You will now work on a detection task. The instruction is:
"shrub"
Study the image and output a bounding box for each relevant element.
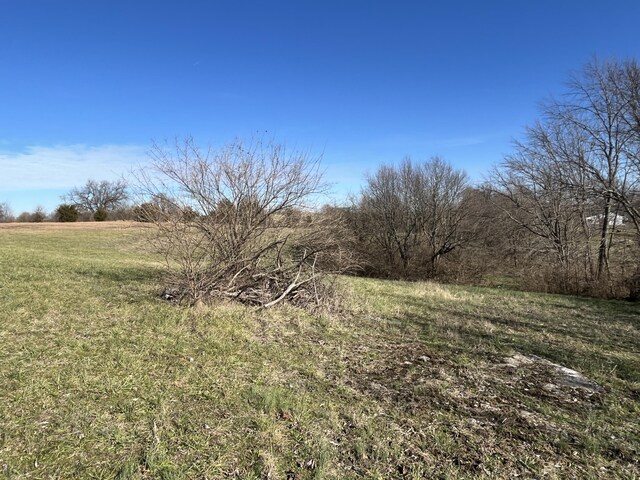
[93,208,108,221]
[31,207,47,223]
[132,202,160,222]
[137,137,353,308]
[56,204,79,222]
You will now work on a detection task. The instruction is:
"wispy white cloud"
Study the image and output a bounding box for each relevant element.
[0,144,148,190]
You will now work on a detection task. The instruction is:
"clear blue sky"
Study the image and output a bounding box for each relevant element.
[1,0,639,213]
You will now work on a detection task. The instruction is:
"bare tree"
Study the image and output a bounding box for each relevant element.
[353,156,469,277]
[64,179,129,218]
[611,59,640,235]
[489,58,640,296]
[544,58,640,278]
[15,206,47,223]
[357,159,424,272]
[32,206,47,223]
[0,202,13,222]
[135,137,349,307]
[490,123,592,290]
[419,157,469,273]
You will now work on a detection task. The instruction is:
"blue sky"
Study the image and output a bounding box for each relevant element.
[1,0,639,213]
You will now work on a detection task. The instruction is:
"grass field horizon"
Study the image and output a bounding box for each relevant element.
[0,222,638,479]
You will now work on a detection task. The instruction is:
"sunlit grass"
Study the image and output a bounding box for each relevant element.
[0,223,638,478]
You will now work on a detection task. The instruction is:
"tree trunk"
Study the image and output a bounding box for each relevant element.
[597,195,611,280]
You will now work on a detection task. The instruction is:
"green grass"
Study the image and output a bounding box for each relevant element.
[0,223,638,479]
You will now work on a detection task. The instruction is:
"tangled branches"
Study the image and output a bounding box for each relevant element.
[136,137,353,308]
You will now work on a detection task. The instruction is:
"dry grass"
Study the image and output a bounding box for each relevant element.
[0,223,638,479]
[0,220,148,230]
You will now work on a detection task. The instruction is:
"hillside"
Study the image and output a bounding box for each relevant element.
[0,223,638,479]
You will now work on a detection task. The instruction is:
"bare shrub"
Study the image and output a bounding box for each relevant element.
[0,202,13,223]
[136,137,353,308]
[16,206,48,223]
[350,156,470,278]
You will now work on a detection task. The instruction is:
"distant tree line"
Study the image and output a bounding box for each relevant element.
[0,179,132,223]
[62,179,129,221]
[0,204,47,223]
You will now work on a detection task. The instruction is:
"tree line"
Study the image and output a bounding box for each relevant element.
[0,179,130,223]
[1,57,638,301]
[347,58,639,298]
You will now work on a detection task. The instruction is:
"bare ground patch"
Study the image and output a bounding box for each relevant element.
[322,328,634,478]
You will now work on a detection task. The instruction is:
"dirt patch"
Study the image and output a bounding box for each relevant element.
[340,341,604,418]
[324,336,619,477]
[502,353,604,393]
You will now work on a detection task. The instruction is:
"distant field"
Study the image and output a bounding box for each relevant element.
[0,223,638,479]
[0,220,148,229]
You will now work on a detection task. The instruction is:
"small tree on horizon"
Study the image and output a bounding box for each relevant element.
[353,156,469,277]
[93,208,108,221]
[63,179,129,220]
[0,202,13,223]
[56,204,79,222]
[31,206,47,223]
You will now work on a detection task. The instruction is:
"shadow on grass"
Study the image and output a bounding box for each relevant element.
[74,265,161,284]
[381,291,640,385]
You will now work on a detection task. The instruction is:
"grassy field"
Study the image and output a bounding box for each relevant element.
[0,222,638,479]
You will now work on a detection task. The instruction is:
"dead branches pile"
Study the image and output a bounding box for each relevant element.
[137,137,353,308]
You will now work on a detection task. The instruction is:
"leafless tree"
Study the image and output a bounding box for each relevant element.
[420,157,469,273]
[489,123,593,289]
[0,202,13,222]
[353,156,469,277]
[489,58,640,296]
[544,58,640,278]
[611,59,640,235]
[357,159,423,272]
[15,206,47,223]
[135,137,351,307]
[64,179,129,216]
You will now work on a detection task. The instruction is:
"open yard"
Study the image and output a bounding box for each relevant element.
[0,222,638,479]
